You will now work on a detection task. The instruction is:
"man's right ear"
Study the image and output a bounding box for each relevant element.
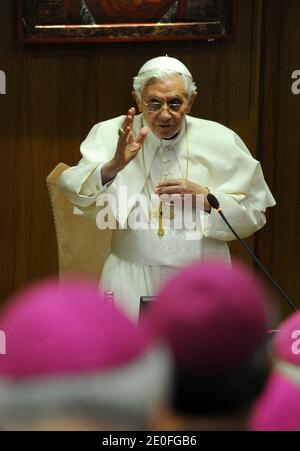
[132,91,142,113]
[187,91,197,113]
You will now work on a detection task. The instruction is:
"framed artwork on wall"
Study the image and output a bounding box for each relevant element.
[19,0,236,43]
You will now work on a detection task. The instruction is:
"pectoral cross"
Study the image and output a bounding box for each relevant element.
[150,201,174,238]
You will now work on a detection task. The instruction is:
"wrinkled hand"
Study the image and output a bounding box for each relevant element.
[101,108,148,186]
[113,107,148,170]
[155,179,210,210]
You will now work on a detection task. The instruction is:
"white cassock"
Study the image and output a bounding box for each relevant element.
[59,114,276,319]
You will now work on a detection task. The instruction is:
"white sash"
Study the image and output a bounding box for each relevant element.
[111,229,202,266]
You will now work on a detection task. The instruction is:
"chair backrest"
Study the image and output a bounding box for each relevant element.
[46,163,112,279]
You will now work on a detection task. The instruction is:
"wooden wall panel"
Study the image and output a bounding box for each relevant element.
[254,0,300,315]
[0,0,272,304]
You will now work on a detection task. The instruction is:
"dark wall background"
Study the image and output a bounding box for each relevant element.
[0,0,299,315]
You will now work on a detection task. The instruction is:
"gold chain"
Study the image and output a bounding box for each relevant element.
[141,116,189,193]
[141,116,189,238]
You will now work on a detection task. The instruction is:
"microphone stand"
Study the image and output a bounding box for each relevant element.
[207,194,297,312]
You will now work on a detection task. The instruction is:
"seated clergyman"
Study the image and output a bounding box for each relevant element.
[59,56,275,319]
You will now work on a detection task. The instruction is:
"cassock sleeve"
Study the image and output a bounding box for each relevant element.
[203,131,276,241]
[58,118,122,209]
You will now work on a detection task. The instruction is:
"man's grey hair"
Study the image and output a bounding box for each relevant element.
[0,346,171,431]
[133,69,197,100]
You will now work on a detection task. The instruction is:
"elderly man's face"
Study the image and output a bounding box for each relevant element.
[133,76,196,140]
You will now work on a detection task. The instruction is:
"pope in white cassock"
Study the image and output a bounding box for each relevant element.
[59,56,276,319]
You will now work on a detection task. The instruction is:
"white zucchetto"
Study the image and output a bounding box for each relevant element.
[138,56,193,78]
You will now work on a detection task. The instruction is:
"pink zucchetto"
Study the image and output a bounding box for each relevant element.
[143,260,270,372]
[250,372,300,431]
[0,278,147,379]
[0,278,170,429]
[250,311,300,431]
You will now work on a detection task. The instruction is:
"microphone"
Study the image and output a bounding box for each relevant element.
[207,193,297,312]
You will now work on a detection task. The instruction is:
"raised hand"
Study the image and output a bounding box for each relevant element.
[113,107,148,169]
[101,107,148,185]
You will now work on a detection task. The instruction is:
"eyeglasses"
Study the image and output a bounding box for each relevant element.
[143,99,187,113]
